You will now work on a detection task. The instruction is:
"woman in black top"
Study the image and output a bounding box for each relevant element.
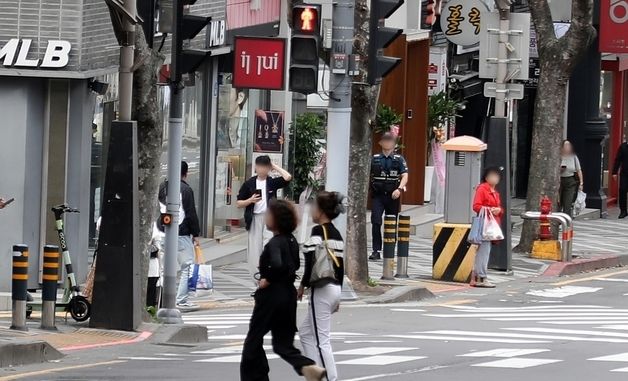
[298,192,345,381]
[240,200,326,381]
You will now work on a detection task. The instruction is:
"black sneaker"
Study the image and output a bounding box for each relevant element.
[619,212,628,219]
[369,251,381,261]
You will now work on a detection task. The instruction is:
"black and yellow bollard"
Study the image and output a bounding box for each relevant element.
[395,215,411,278]
[382,215,397,280]
[41,245,60,330]
[11,244,29,331]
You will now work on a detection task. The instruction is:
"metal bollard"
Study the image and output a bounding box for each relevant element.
[382,215,397,280]
[395,215,410,278]
[41,245,60,330]
[11,245,29,331]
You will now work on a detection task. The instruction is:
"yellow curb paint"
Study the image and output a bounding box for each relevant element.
[553,268,628,286]
[0,360,126,380]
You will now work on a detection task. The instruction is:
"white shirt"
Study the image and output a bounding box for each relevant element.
[253,178,267,214]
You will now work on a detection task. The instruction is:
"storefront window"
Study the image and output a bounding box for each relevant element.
[213,73,269,236]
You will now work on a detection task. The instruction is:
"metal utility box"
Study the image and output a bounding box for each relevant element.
[442,136,487,224]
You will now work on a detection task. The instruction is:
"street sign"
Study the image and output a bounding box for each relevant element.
[479,11,531,81]
[483,82,525,100]
[440,0,489,46]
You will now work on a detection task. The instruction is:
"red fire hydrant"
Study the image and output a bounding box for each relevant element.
[539,196,552,240]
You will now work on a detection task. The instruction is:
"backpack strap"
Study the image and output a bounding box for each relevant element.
[321,225,340,268]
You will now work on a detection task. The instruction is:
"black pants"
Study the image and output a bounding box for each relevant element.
[560,176,579,217]
[146,277,159,307]
[371,194,400,252]
[620,173,628,213]
[240,284,315,381]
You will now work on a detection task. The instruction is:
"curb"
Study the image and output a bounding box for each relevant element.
[148,324,208,345]
[0,340,63,367]
[364,286,435,304]
[543,254,628,277]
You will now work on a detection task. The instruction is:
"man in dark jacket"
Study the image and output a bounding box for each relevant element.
[159,161,201,308]
[237,155,292,281]
[612,140,628,219]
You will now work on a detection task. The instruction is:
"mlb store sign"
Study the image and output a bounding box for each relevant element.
[0,39,72,68]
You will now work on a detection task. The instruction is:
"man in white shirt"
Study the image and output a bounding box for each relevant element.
[237,155,292,281]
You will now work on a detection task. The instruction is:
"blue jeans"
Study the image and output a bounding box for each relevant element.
[474,241,491,278]
[176,235,195,304]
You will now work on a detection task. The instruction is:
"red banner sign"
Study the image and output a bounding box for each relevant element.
[233,37,286,90]
[600,0,628,53]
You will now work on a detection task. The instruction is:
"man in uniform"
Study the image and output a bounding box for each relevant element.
[612,139,628,219]
[369,132,409,260]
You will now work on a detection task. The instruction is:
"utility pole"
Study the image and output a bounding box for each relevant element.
[325,0,355,235]
[119,0,137,121]
[157,0,210,324]
[485,0,513,271]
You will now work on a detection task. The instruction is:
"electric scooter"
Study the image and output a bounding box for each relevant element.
[26,205,91,322]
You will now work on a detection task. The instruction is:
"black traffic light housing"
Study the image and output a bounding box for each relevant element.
[173,0,211,81]
[367,0,404,85]
[289,4,321,95]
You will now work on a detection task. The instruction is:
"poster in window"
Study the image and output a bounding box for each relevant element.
[254,110,284,153]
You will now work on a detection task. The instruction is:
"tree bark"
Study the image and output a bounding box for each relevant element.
[516,0,595,252]
[131,27,165,312]
[344,0,378,286]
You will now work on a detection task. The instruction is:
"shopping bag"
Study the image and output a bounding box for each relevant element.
[194,245,205,264]
[188,264,200,292]
[574,190,587,216]
[482,210,504,241]
[468,208,486,245]
[196,264,213,290]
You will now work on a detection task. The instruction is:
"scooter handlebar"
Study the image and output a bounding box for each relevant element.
[51,204,80,213]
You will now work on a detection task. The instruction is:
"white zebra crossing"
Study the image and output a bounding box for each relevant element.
[182,313,250,331]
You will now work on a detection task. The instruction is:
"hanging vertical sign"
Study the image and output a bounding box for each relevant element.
[439,0,488,46]
[600,0,628,53]
[428,47,447,95]
[254,110,284,153]
[232,37,286,90]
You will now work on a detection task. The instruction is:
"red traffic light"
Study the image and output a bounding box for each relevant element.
[293,5,320,34]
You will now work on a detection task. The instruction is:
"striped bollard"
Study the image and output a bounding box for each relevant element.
[395,215,410,278]
[11,245,29,331]
[41,245,60,330]
[381,215,397,280]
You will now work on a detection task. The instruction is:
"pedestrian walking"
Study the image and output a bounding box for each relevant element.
[369,131,409,261]
[559,140,584,217]
[471,167,504,288]
[240,200,326,381]
[237,155,292,282]
[158,161,201,310]
[612,140,628,219]
[298,191,345,381]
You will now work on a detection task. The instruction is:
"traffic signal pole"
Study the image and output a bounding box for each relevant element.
[158,0,185,324]
[325,0,355,235]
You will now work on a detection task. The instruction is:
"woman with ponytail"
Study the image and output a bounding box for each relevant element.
[298,191,345,381]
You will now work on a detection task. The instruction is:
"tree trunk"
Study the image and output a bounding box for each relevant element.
[516,64,566,252]
[346,84,378,286]
[131,27,165,313]
[344,0,378,286]
[517,0,595,253]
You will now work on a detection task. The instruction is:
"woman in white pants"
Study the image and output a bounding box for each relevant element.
[298,192,345,381]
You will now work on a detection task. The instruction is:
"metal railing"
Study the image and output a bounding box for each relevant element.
[520,211,574,261]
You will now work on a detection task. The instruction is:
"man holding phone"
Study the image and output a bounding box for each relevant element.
[237,155,292,281]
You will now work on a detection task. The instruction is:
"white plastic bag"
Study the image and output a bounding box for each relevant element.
[574,190,587,216]
[482,211,504,241]
[196,264,213,290]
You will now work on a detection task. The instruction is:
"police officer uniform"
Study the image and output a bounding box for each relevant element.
[369,151,408,260]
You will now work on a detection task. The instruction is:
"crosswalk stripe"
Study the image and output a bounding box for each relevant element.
[426,312,628,318]
[417,330,628,343]
[506,327,628,339]
[387,334,550,344]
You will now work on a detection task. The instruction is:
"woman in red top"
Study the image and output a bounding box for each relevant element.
[471,167,504,288]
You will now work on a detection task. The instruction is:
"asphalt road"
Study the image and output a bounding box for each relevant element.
[3,267,628,381]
